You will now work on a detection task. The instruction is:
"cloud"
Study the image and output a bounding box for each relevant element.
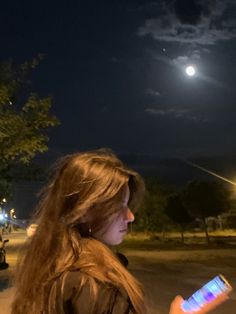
[146,88,161,97]
[145,106,208,122]
[172,55,190,66]
[170,49,202,69]
[172,52,200,67]
[138,0,236,45]
[191,50,201,59]
[145,107,187,118]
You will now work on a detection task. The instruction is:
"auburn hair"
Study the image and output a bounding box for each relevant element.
[11,149,146,314]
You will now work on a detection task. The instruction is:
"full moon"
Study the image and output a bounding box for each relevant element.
[185,65,196,76]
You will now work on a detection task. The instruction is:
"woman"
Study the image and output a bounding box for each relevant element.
[11,149,227,314]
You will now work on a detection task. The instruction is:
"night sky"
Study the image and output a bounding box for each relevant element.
[1,0,236,159]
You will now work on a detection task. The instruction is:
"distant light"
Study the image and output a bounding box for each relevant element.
[0,214,4,220]
[185,65,196,77]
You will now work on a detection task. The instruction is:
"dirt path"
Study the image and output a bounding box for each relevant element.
[1,232,236,314]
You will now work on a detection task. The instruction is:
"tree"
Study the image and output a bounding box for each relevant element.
[164,194,193,243]
[135,177,172,235]
[183,180,231,244]
[0,56,59,197]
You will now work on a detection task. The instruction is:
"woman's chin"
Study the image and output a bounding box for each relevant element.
[105,237,123,246]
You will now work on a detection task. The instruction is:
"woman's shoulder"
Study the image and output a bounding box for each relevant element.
[60,269,86,300]
[59,269,134,313]
[61,251,129,296]
[61,268,127,299]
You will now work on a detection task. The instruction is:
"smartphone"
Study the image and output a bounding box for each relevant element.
[181,274,232,312]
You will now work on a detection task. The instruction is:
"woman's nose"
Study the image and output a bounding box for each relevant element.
[124,208,135,223]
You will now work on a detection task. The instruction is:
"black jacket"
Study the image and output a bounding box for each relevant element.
[49,253,134,314]
[53,270,134,314]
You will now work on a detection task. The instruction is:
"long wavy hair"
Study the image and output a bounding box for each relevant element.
[11,149,146,314]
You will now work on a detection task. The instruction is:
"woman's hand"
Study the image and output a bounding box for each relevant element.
[169,293,229,314]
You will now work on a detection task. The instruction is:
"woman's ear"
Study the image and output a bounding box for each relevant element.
[77,222,91,237]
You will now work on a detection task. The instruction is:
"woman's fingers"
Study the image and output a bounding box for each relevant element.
[169,296,185,314]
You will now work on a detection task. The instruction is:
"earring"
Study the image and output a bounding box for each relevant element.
[88,224,92,235]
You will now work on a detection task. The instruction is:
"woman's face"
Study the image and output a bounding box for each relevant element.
[94,186,135,246]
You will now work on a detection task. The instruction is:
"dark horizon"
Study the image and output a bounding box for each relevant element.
[9,152,236,219]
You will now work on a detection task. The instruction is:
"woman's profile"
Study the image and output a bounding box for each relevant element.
[11,149,228,314]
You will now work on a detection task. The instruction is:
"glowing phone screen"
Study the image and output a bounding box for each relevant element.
[181,275,232,312]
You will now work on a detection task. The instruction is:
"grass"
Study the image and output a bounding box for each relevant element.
[118,230,236,251]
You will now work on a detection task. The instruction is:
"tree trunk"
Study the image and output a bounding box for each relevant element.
[218,215,223,230]
[0,226,3,242]
[180,225,185,244]
[162,228,166,241]
[203,218,210,244]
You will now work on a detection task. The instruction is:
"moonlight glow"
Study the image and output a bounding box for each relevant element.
[185,65,196,76]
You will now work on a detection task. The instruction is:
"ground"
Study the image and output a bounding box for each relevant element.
[0,231,236,314]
